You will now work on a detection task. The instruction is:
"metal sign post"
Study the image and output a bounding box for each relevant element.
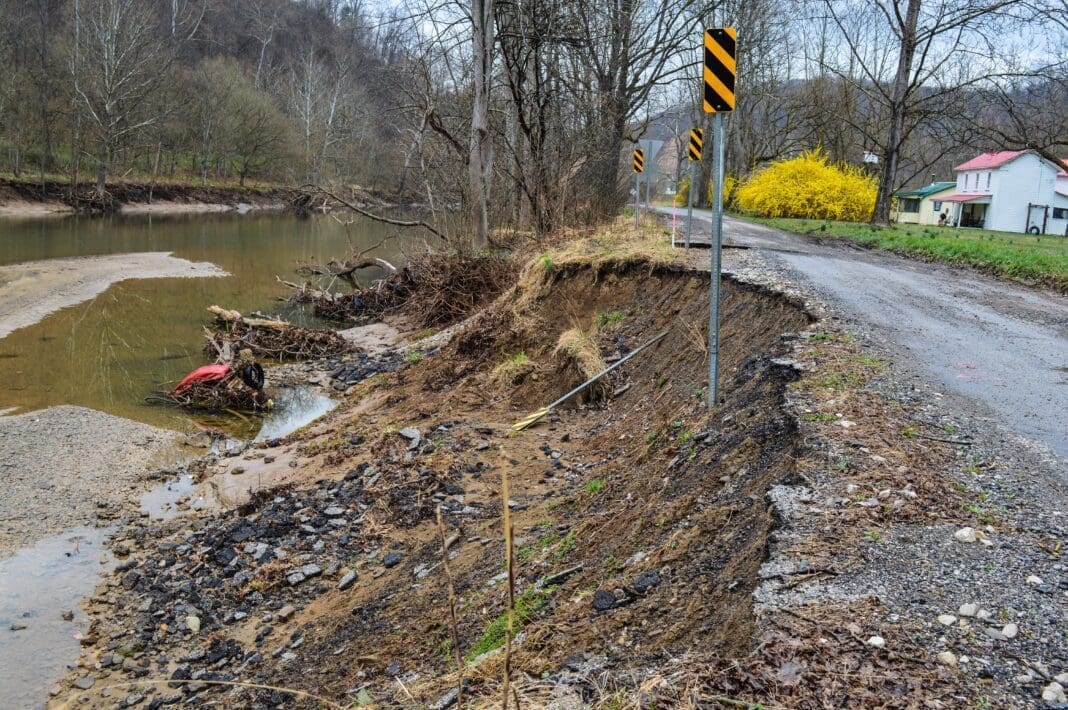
[633,147,644,228]
[703,27,736,409]
[686,128,702,248]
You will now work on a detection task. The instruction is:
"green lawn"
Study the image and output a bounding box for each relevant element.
[746,216,1068,292]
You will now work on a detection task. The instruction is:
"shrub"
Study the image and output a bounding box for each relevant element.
[673,174,737,207]
[735,149,876,221]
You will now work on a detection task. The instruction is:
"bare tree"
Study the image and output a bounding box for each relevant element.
[469,0,495,249]
[816,0,1058,223]
[70,0,171,194]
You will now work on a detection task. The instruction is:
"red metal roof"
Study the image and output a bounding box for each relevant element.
[939,193,988,202]
[954,151,1025,171]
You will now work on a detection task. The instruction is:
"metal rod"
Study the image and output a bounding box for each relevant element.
[708,112,725,409]
[547,331,668,411]
[686,159,695,249]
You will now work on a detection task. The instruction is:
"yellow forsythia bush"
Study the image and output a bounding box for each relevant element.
[735,149,876,221]
[673,174,737,207]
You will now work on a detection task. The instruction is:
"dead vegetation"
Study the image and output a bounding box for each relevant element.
[204,305,354,360]
[285,251,516,329]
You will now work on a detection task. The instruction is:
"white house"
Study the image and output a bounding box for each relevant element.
[940,150,1067,235]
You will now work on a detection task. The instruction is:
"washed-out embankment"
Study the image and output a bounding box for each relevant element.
[45,248,822,708]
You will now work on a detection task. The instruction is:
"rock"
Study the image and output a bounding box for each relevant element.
[74,676,95,690]
[324,506,345,517]
[430,687,459,710]
[9,621,27,631]
[865,636,885,648]
[337,570,357,590]
[62,610,74,621]
[1057,673,1068,686]
[1026,574,1045,586]
[953,527,978,543]
[937,614,957,626]
[632,571,661,594]
[937,651,957,667]
[277,605,296,622]
[1001,623,1018,639]
[383,552,403,569]
[385,660,401,676]
[186,616,201,633]
[399,428,421,449]
[300,563,322,578]
[958,603,978,617]
[287,572,306,586]
[1042,682,1066,705]
[592,590,616,611]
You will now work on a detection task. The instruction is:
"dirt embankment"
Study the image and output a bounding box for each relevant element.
[49,233,1066,709]
[0,177,295,217]
[51,246,825,708]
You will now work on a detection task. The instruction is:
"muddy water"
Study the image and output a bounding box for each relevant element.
[0,212,412,432]
[0,527,113,707]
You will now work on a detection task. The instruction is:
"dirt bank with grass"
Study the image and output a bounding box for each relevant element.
[0,177,294,216]
[0,253,225,339]
[46,221,1067,709]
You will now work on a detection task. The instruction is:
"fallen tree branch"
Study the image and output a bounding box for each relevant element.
[298,184,446,241]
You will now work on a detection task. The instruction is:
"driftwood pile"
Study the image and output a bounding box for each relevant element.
[204,306,354,360]
[150,371,268,413]
[283,252,514,328]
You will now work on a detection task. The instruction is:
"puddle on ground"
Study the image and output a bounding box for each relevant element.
[0,526,114,708]
[139,472,212,520]
[141,387,336,518]
[254,386,336,442]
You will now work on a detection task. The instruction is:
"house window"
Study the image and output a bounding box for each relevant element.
[901,198,920,212]
[985,172,991,189]
[1054,207,1068,220]
[932,200,943,211]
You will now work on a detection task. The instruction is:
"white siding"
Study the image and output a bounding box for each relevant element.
[987,154,1058,232]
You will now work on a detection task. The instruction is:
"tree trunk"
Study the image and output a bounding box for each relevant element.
[468,0,494,251]
[871,0,921,225]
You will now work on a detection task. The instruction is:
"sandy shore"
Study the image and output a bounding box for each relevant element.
[0,406,189,558]
[0,252,226,339]
[0,200,74,217]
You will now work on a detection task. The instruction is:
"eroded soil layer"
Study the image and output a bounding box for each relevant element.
[55,265,814,707]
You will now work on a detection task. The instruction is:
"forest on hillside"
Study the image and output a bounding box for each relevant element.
[0,0,1064,233]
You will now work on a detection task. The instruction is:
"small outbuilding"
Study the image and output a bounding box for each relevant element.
[892,182,957,225]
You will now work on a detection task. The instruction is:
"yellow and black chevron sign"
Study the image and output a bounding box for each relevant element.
[688,128,703,161]
[703,27,736,113]
[633,148,645,173]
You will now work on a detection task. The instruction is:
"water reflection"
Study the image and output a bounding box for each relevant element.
[0,212,409,429]
[0,527,114,708]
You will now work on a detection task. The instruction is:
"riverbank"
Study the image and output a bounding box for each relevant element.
[39,224,1065,709]
[0,406,187,558]
[0,177,294,217]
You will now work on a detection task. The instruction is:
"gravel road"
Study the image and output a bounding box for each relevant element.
[662,207,1068,464]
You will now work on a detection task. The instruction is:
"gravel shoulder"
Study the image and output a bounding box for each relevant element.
[0,252,226,339]
[0,406,187,558]
[665,206,1068,463]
